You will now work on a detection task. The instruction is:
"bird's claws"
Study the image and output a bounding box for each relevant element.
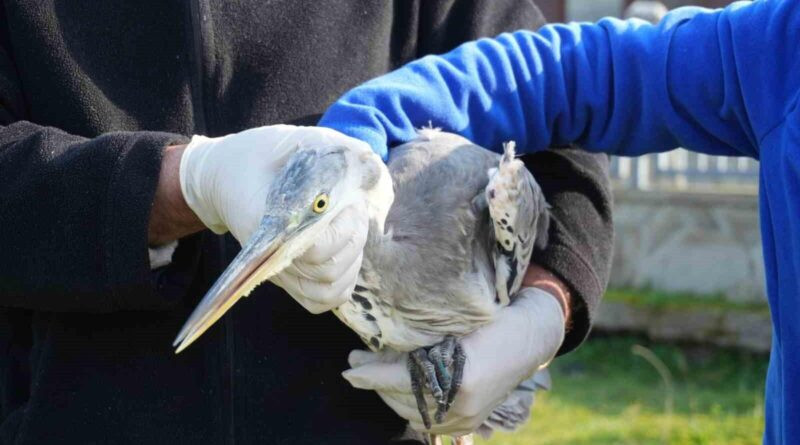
[408,336,466,430]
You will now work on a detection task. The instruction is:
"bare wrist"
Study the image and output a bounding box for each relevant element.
[521,263,571,327]
[148,144,205,245]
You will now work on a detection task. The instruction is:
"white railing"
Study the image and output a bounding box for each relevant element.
[609,149,759,192]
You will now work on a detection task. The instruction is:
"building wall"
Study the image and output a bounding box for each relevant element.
[554,0,742,23]
[610,189,765,303]
[633,0,739,9]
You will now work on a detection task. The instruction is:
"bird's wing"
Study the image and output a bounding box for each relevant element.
[336,130,503,351]
[476,368,552,438]
[331,237,440,352]
[337,130,548,352]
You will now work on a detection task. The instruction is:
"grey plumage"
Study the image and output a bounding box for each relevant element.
[173,129,551,440]
[333,129,550,437]
[477,369,551,438]
[334,129,549,353]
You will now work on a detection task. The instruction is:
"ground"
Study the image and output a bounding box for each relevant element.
[478,335,768,445]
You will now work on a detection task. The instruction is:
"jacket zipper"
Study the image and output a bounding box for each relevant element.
[187,2,235,444]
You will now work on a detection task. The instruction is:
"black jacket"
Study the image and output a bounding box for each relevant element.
[0,1,613,443]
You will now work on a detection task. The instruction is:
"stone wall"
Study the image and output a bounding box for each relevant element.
[610,189,765,303]
[594,301,772,352]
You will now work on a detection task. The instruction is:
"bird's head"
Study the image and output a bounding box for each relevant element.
[173,141,393,353]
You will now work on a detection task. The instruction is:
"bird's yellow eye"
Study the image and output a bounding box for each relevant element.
[312,194,329,213]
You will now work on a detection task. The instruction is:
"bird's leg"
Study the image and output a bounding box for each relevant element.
[446,339,466,410]
[409,336,467,429]
[428,336,456,422]
[409,349,441,430]
[440,337,466,423]
[428,336,455,407]
[421,336,465,424]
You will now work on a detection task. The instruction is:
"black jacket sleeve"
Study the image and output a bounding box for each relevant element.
[523,149,613,355]
[0,123,190,312]
[417,0,614,355]
[0,41,189,312]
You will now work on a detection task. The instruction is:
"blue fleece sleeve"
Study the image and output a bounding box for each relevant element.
[320,0,798,160]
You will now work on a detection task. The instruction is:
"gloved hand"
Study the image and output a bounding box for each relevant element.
[342,287,565,436]
[180,124,372,313]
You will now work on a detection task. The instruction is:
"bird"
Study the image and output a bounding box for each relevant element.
[172,129,551,442]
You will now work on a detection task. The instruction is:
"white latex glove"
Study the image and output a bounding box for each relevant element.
[180,124,371,313]
[342,287,565,436]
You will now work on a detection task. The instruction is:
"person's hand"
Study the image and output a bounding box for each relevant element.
[179,124,372,313]
[270,202,368,313]
[342,287,565,436]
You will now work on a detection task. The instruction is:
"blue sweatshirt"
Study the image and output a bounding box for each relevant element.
[319,1,799,443]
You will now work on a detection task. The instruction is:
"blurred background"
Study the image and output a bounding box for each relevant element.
[480,1,767,444]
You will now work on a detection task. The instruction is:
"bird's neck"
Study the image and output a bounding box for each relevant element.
[364,162,394,234]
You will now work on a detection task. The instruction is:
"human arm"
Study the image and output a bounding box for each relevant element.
[523,148,612,353]
[522,263,571,326]
[148,143,204,246]
[0,121,189,312]
[335,1,612,436]
[1,122,375,315]
[320,1,800,160]
[328,0,614,354]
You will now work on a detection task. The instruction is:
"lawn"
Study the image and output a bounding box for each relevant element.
[478,335,768,445]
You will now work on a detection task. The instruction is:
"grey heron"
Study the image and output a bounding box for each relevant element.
[173,129,550,440]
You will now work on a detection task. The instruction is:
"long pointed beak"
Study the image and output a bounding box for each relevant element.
[173,215,294,353]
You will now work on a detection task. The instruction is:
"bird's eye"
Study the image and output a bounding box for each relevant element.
[312,194,329,214]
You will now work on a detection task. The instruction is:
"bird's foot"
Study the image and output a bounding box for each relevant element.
[407,335,466,429]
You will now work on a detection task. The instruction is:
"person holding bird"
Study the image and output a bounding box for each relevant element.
[319,1,799,443]
[0,1,612,443]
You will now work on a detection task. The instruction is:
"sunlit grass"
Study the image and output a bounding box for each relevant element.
[604,288,768,313]
[478,335,767,445]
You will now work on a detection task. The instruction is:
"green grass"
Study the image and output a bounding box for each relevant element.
[604,287,769,313]
[478,335,768,445]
